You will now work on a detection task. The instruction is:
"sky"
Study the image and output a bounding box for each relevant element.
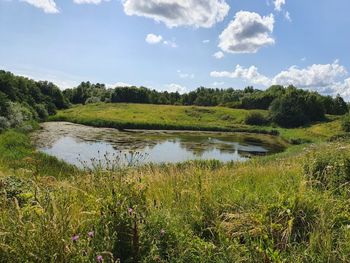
[1,0,350,99]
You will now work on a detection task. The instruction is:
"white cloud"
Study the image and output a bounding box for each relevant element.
[122,0,230,28]
[213,51,224,59]
[107,82,134,88]
[333,78,350,99]
[210,60,350,99]
[284,11,291,22]
[219,11,275,54]
[165,83,187,94]
[21,0,59,13]
[146,34,177,48]
[163,40,178,48]
[145,33,163,44]
[211,65,271,86]
[73,0,109,4]
[212,81,225,87]
[203,40,210,44]
[273,61,347,88]
[177,70,194,79]
[274,0,285,12]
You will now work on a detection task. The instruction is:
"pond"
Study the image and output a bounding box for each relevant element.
[32,122,285,168]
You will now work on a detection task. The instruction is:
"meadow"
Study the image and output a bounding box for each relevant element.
[0,102,349,262]
[51,103,343,143]
[1,114,350,262]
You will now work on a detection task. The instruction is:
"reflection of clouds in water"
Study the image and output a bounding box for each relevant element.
[33,122,279,167]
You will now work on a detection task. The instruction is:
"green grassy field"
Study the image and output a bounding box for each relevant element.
[1,104,349,262]
[1,128,350,262]
[51,103,273,132]
[51,103,343,143]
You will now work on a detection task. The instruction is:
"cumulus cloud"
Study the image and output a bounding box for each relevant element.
[122,0,230,28]
[211,65,271,86]
[274,0,285,12]
[21,0,59,13]
[73,0,109,4]
[145,34,163,44]
[273,61,347,87]
[213,51,224,59]
[211,60,350,99]
[145,34,177,48]
[218,11,275,54]
[165,83,187,94]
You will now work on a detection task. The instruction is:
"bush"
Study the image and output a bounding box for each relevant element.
[34,104,49,121]
[245,112,268,126]
[6,102,33,128]
[0,116,10,132]
[342,114,350,132]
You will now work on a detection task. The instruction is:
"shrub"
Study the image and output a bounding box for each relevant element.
[341,114,350,132]
[6,102,33,128]
[34,104,49,121]
[245,112,268,126]
[85,97,101,104]
[0,116,10,132]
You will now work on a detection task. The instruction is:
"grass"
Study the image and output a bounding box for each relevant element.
[1,125,350,262]
[50,103,277,134]
[51,103,343,143]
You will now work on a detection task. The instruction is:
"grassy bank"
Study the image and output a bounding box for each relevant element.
[51,103,343,143]
[50,103,278,134]
[1,128,350,262]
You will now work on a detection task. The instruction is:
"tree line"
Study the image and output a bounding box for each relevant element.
[0,70,348,130]
[64,82,348,127]
[0,70,69,131]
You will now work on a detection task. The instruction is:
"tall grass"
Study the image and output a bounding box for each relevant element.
[2,129,350,262]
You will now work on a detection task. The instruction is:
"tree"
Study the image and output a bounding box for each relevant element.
[270,88,326,127]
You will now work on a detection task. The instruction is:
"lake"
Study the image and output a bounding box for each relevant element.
[32,122,284,168]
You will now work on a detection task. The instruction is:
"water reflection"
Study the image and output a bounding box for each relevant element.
[32,122,284,167]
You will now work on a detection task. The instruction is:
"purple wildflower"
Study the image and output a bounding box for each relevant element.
[88,231,94,238]
[72,235,79,242]
[128,208,133,215]
[97,255,103,262]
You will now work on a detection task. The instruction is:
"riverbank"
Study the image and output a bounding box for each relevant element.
[51,103,343,143]
[1,125,350,261]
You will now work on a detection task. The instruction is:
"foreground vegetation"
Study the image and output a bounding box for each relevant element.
[2,129,350,262]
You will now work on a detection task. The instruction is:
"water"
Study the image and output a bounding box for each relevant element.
[32,122,284,168]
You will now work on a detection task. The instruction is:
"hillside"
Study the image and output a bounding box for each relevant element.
[51,103,343,143]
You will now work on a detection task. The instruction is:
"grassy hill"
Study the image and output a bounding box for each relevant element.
[51,103,269,132]
[51,103,343,143]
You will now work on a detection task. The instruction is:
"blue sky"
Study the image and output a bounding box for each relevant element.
[1,0,350,99]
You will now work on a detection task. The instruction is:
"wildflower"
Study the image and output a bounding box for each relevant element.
[128,208,133,215]
[160,229,165,236]
[97,255,103,262]
[88,231,94,238]
[72,235,79,242]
